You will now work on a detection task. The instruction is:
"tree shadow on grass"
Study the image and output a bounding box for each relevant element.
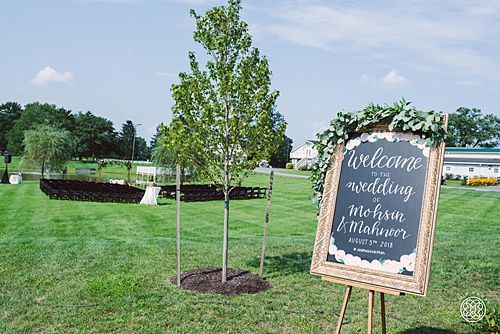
[247,252,312,276]
[397,327,460,334]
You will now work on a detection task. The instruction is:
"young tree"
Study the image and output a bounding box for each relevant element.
[446,107,500,147]
[21,124,75,178]
[163,0,286,282]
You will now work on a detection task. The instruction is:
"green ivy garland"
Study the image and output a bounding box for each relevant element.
[310,99,448,204]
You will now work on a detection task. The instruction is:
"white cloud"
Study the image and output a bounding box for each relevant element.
[30,67,74,85]
[156,71,177,77]
[359,74,371,84]
[359,69,409,89]
[253,1,492,51]
[381,69,409,89]
[73,0,138,3]
[147,123,159,139]
[310,121,327,139]
[250,0,500,83]
[175,0,209,4]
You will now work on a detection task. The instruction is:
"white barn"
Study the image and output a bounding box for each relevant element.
[443,147,500,179]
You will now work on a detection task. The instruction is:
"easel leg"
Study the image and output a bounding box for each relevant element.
[380,292,387,334]
[321,277,399,333]
[335,285,352,334]
[368,290,374,334]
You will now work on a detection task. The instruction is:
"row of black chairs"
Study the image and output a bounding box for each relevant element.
[160,184,267,202]
[40,179,145,203]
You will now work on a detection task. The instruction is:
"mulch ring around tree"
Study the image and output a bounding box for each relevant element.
[170,266,273,295]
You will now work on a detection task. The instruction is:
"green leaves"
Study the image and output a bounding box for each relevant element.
[165,0,286,190]
[446,107,500,148]
[310,99,447,205]
[21,124,75,178]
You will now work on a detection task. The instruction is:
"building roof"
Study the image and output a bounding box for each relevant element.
[444,157,500,165]
[445,147,500,153]
[290,140,318,154]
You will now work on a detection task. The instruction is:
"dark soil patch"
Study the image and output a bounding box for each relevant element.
[170,266,273,295]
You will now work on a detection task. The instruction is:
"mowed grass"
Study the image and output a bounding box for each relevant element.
[0,173,498,333]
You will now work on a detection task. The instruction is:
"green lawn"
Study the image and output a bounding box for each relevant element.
[0,174,498,333]
[444,179,464,187]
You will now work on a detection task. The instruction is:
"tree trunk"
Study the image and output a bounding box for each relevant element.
[222,160,230,283]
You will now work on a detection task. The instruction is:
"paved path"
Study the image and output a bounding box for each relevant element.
[254,167,310,179]
[442,185,500,192]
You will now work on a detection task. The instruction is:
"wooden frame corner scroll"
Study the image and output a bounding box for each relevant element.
[311,116,447,296]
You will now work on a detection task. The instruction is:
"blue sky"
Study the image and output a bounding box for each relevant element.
[2,0,500,147]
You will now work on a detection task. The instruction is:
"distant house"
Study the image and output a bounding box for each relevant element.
[443,147,500,179]
[290,139,500,178]
[290,140,317,169]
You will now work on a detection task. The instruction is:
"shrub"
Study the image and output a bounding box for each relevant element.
[298,165,311,171]
[468,305,500,334]
[468,178,499,187]
[461,176,468,186]
[285,162,294,169]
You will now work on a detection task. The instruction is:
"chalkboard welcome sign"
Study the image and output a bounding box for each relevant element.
[311,124,446,296]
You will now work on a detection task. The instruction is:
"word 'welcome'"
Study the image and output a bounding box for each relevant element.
[346,146,423,172]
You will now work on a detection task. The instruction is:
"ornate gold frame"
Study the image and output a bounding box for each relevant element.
[310,119,447,296]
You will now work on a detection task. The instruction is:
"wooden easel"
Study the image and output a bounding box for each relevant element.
[322,277,403,334]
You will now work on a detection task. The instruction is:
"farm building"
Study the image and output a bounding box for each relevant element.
[443,147,500,179]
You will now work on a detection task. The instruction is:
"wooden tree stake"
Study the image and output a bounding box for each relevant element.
[176,165,181,287]
[259,170,274,277]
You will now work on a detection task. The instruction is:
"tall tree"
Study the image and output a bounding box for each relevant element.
[74,111,118,159]
[163,0,286,282]
[269,135,293,168]
[0,102,22,151]
[119,120,144,160]
[134,137,149,161]
[6,102,75,154]
[446,107,500,147]
[149,124,164,151]
[21,124,75,178]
